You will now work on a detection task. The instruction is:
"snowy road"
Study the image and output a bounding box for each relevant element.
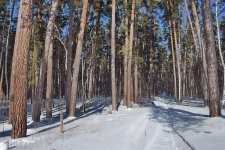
[9,97,191,150]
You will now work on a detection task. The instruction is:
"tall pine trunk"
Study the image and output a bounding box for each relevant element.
[70,0,89,116]
[123,0,128,106]
[46,37,53,118]
[111,0,117,111]
[127,0,135,108]
[10,0,34,138]
[8,0,23,124]
[202,0,221,117]
[65,0,74,114]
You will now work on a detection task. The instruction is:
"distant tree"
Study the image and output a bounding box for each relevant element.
[32,0,59,122]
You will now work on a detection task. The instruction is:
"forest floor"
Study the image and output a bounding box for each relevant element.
[1,95,225,150]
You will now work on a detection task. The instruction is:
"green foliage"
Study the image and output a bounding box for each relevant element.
[0,0,7,8]
[118,45,129,56]
[74,0,82,7]
[119,24,128,33]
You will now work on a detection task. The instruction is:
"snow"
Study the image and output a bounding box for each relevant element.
[1,96,225,150]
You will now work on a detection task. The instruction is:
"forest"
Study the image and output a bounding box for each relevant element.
[0,0,225,141]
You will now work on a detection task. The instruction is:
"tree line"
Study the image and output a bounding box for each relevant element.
[0,0,224,138]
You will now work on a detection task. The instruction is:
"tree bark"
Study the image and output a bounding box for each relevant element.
[127,0,135,108]
[10,0,34,138]
[65,0,74,114]
[169,20,177,100]
[8,0,23,124]
[70,0,89,116]
[32,0,59,122]
[123,0,128,107]
[202,0,221,117]
[111,0,117,111]
[46,37,53,118]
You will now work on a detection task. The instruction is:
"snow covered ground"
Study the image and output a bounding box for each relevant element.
[1,96,225,150]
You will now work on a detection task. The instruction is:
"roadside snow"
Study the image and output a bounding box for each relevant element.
[1,96,225,150]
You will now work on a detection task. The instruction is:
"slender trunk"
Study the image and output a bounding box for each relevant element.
[46,37,53,118]
[202,0,221,116]
[123,0,128,106]
[134,12,138,104]
[111,0,117,111]
[32,0,59,122]
[216,0,225,100]
[127,0,135,108]
[65,0,74,114]
[70,0,89,116]
[4,0,13,101]
[184,0,198,55]
[169,20,177,100]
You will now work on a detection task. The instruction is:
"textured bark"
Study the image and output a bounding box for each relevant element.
[111,0,117,111]
[32,0,59,122]
[202,0,221,117]
[10,0,34,138]
[65,0,74,114]
[70,0,89,116]
[46,38,53,118]
[8,0,23,124]
[127,0,135,108]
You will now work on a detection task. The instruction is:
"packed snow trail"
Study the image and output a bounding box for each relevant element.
[149,98,191,150]
[5,97,192,150]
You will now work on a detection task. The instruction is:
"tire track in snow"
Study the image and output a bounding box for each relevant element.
[123,111,149,149]
[144,98,191,150]
[155,97,193,150]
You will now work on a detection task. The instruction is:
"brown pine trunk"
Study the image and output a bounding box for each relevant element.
[123,0,128,106]
[32,0,59,122]
[65,0,74,114]
[169,20,177,100]
[8,0,24,124]
[111,0,117,111]
[127,0,135,108]
[70,0,89,116]
[202,0,221,117]
[134,14,138,104]
[46,38,53,118]
[10,0,34,138]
